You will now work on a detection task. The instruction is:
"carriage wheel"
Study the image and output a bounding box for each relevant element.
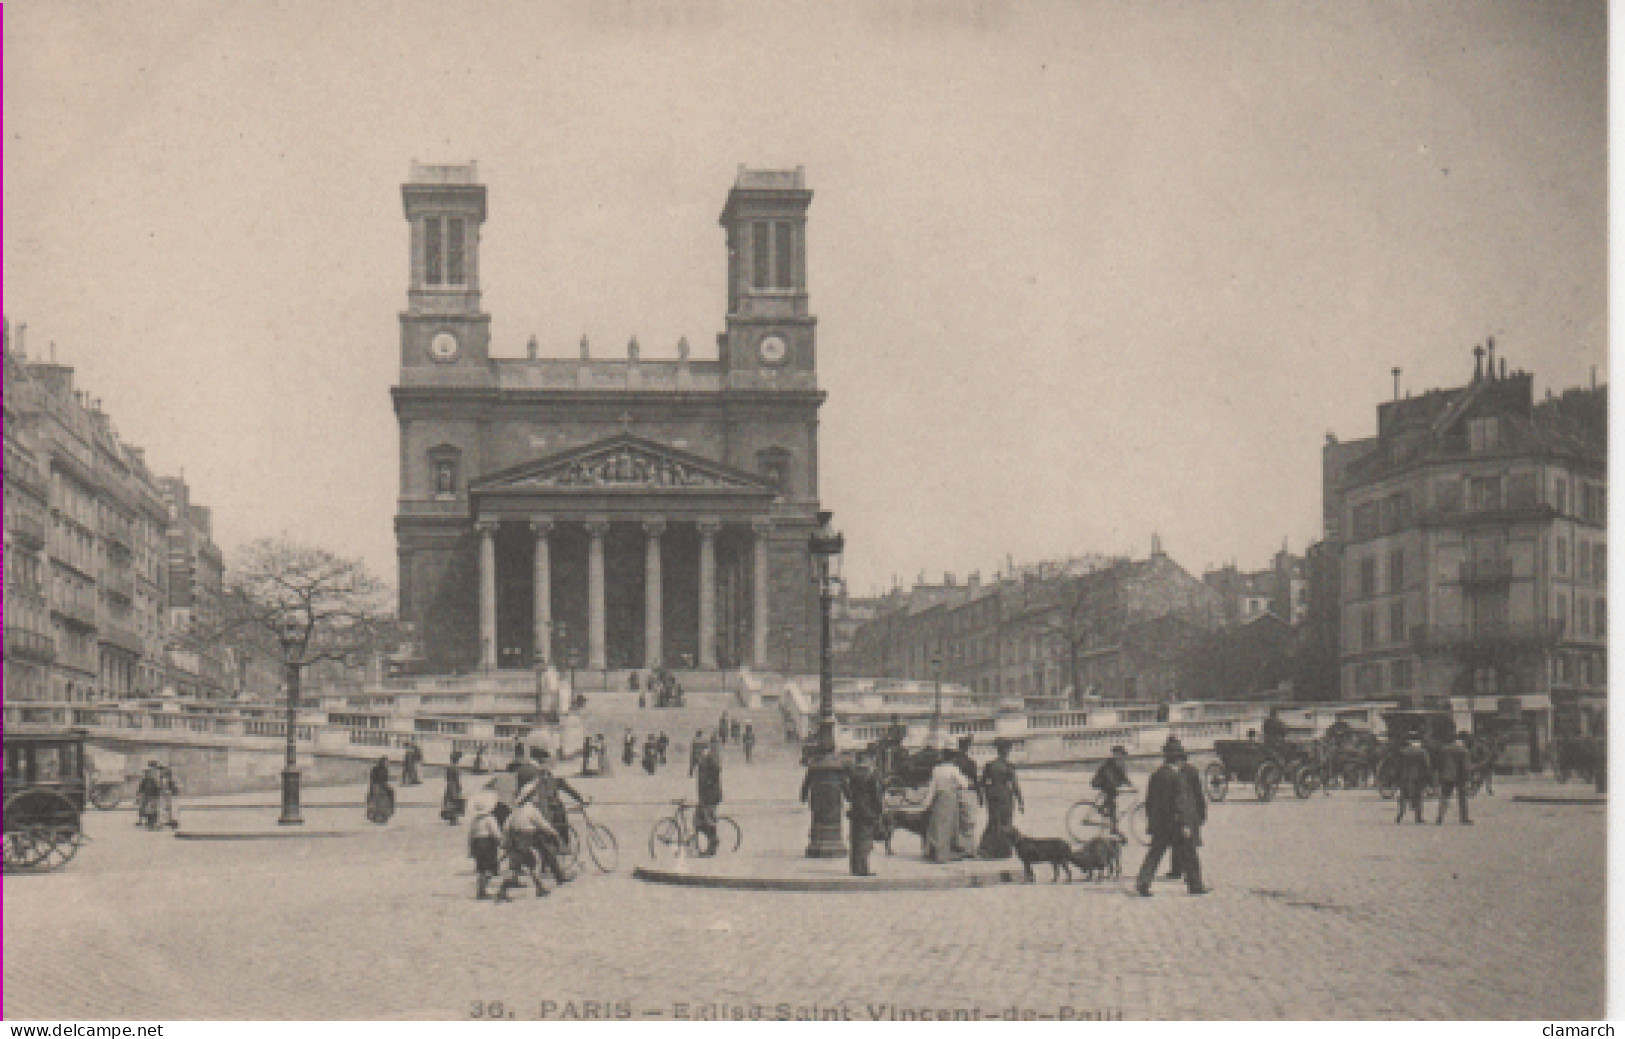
[1204,763,1229,803]
[1255,763,1280,802]
[37,830,79,870]
[1293,766,1321,800]
[4,831,44,869]
[90,784,124,811]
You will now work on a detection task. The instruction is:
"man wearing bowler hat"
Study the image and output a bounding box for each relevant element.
[1135,737,1209,897]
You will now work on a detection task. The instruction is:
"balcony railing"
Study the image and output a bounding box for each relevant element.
[7,462,47,499]
[5,628,56,664]
[1412,620,1566,657]
[102,569,136,601]
[1418,503,1556,529]
[1458,558,1515,585]
[8,511,46,549]
[51,597,98,629]
[100,622,144,655]
[104,527,133,557]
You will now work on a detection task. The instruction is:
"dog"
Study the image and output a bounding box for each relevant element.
[1011,828,1079,883]
[876,804,931,856]
[1070,834,1126,881]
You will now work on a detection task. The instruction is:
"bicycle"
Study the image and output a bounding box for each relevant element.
[648,799,741,861]
[563,800,619,873]
[1065,790,1148,845]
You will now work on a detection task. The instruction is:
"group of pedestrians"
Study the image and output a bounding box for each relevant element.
[134,761,180,831]
[468,747,587,901]
[634,667,685,709]
[917,736,1027,864]
[1393,729,1476,825]
[623,730,670,774]
[714,714,756,762]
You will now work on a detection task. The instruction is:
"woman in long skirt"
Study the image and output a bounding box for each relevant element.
[441,750,465,825]
[925,758,966,863]
[976,739,1024,859]
[365,756,394,824]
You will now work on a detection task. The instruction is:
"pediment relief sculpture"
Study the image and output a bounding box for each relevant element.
[523,448,731,489]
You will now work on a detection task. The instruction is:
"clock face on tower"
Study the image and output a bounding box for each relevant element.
[757,334,788,365]
[429,331,461,363]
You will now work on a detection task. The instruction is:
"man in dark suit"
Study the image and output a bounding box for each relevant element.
[1395,733,1431,824]
[1135,738,1209,897]
[695,743,724,856]
[1434,730,1473,825]
[842,751,885,877]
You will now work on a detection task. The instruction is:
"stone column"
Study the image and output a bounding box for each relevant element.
[476,520,498,670]
[530,517,553,666]
[643,518,665,668]
[752,519,772,669]
[586,519,609,671]
[697,519,721,669]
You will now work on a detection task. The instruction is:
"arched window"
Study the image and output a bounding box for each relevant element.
[427,445,462,498]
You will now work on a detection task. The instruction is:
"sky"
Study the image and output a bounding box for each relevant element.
[4,0,1608,597]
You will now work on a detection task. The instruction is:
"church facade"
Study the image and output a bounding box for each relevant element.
[392,164,825,676]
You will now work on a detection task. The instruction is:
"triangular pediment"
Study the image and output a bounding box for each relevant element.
[471,434,779,496]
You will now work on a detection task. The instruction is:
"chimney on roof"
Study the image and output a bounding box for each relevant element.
[16,322,24,356]
[1486,336,1497,380]
[1472,343,1485,382]
[1500,357,1507,381]
[1591,366,1598,391]
[527,335,539,360]
[1392,367,1401,400]
[1151,532,1165,558]
[945,573,956,587]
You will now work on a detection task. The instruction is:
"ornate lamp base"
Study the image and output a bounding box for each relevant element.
[277,767,304,826]
[803,757,848,858]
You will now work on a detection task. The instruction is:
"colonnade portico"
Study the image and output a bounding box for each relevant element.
[475,514,773,672]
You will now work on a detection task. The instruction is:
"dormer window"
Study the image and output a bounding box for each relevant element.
[1468,416,1500,452]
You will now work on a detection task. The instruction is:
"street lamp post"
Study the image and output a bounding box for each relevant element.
[931,648,944,750]
[277,618,304,826]
[803,511,847,858]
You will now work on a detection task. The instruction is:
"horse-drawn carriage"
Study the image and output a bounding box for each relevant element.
[3,726,90,871]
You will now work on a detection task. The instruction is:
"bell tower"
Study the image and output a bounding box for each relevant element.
[400,161,490,372]
[718,166,816,385]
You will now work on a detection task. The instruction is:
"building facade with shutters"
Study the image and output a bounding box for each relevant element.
[391,164,825,677]
[1329,343,1606,762]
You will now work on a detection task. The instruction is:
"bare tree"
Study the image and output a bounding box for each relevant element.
[223,538,398,824]
[225,538,397,670]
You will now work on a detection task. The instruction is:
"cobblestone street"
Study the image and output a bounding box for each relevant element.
[3,753,1605,1021]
